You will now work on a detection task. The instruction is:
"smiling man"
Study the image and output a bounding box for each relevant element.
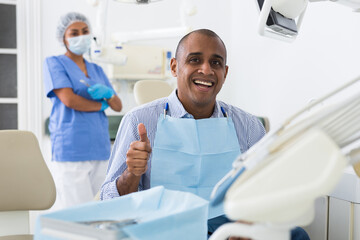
[101,29,266,237]
[174,30,228,119]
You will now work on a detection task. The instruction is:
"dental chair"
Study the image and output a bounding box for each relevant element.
[133,79,173,105]
[0,130,56,240]
[257,116,270,133]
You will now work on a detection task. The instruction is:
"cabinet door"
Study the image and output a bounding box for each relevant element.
[329,197,352,240]
[303,196,329,240]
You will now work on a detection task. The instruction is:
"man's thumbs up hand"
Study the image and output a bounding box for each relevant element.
[125,123,152,177]
[138,123,150,143]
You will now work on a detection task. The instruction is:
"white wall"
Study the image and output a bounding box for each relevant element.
[221,0,360,128]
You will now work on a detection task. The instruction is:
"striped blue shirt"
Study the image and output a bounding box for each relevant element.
[101,90,266,200]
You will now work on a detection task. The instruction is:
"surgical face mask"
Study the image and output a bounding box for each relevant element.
[66,34,91,56]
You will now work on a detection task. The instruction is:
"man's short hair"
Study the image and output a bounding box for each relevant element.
[175,29,227,62]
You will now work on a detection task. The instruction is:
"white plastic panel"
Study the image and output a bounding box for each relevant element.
[355,203,360,240]
[330,166,360,203]
[303,196,328,240]
[0,211,30,236]
[328,197,352,240]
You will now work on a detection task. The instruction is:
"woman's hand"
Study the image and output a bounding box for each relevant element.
[87,83,114,100]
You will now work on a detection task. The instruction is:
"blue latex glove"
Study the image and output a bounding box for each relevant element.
[100,100,109,111]
[88,83,114,100]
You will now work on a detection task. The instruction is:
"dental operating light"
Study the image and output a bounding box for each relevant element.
[257,0,360,42]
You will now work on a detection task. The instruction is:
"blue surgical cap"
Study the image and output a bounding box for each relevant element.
[56,12,91,43]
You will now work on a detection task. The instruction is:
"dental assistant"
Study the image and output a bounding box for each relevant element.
[43,12,122,209]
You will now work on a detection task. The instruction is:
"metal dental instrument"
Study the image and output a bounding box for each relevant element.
[80,79,91,87]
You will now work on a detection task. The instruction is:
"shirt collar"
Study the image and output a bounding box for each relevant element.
[167,90,188,118]
[167,89,222,119]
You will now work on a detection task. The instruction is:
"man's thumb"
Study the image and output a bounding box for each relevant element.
[138,123,149,142]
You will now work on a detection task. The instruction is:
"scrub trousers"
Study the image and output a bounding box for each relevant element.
[50,160,108,210]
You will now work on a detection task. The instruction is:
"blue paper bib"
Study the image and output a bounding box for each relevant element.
[151,114,241,218]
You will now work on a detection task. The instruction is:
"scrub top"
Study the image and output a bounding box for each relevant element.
[43,55,113,162]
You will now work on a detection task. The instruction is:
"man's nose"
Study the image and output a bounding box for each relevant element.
[198,62,214,75]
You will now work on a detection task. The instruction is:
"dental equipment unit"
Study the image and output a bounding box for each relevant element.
[209,75,360,240]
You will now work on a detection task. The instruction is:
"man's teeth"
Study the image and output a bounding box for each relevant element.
[194,80,213,86]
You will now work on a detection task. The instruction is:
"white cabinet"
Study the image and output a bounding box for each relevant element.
[328,197,352,240]
[305,167,360,240]
[303,197,329,240]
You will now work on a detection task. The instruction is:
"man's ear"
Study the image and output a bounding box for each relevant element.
[224,65,229,81]
[170,58,177,77]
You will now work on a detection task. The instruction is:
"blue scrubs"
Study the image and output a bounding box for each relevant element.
[43,55,113,162]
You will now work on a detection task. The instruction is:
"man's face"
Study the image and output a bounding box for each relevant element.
[171,33,228,113]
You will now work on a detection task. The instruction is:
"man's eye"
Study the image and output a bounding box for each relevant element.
[212,60,221,65]
[83,30,89,34]
[189,58,200,63]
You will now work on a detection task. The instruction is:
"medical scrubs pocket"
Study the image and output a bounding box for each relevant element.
[52,113,110,162]
[61,123,88,152]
